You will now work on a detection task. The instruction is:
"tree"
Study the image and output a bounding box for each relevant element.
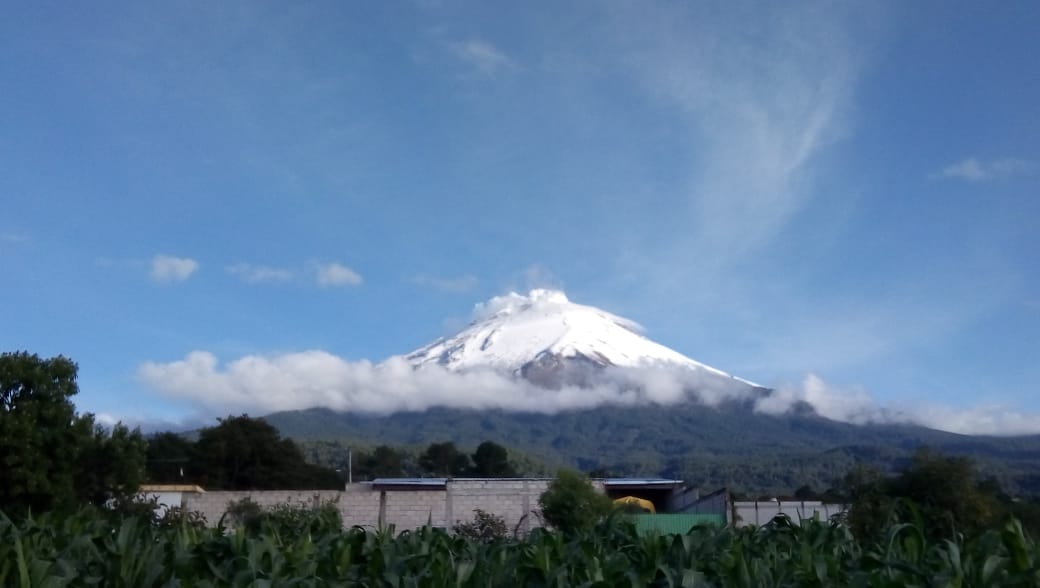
[538,469,613,534]
[191,415,341,490]
[145,432,195,484]
[0,351,146,517]
[843,448,1002,540]
[471,441,516,477]
[364,445,404,478]
[887,448,1000,538]
[418,441,471,477]
[77,422,148,507]
[839,465,890,540]
[793,484,819,501]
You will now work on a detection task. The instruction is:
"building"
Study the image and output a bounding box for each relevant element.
[157,478,841,533]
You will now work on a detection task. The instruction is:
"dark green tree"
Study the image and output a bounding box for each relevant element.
[77,422,148,507]
[145,432,195,483]
[843,448,1002,540]
[0,351,146,517]
[365,445,405,478]
[793,484,819,501]
[470,441,516,477]
[418,441,471,477]
[191,415,341,490]
[538,469,613,534]
[888,448,1000,538]
[839,465,890,540]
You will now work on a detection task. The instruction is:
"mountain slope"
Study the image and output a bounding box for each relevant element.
[266,404,1040,495]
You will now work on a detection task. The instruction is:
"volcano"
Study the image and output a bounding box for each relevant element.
[403,289,756,391]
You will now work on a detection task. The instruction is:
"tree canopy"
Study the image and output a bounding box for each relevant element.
[149,415,342,490]
[145,431,195,484]
[538,469,613,534]
[0,351,146,517]
[363,445,405,478]
[470,441,516,477]
[843,447,1003,540]
[418,441,471,477]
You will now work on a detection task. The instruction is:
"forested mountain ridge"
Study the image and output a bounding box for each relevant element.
[266,403,1040,497]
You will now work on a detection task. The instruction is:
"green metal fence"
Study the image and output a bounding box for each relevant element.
[630,513,725,535]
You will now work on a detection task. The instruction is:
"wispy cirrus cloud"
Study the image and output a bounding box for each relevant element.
[931,157,1036,182]
[226,260,363,288]
[226,263,294,284]
[150,255,199,283]
[314,261,363,287]
[606,2,865,264]
[448,39,518,76]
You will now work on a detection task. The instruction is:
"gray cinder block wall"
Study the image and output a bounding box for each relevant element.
[180,478,584,532]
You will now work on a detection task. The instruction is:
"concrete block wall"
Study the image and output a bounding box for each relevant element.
[449,479,551,534]
[340,484,381,529]
[381,490,447,529]
[183,490,345,526]
[180,478,600,533]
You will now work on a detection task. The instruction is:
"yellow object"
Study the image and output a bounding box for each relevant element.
[613,496,656,513]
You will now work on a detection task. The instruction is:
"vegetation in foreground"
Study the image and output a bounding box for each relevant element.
[3,505,1040,587]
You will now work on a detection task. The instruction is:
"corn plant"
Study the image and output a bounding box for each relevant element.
[2,507,1039,586]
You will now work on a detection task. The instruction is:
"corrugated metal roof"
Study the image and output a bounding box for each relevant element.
[601,478,684,487]
[371,478,448,489]
[365,477,684,490]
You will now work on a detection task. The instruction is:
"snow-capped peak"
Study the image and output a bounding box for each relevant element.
[405,289,749,386]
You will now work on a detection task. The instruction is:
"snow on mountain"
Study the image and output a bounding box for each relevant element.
[405,289,755,388]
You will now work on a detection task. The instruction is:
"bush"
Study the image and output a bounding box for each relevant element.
[453,509,508,541]
[223,496,342,537]
[538,469,613,534]
[157,505,208,530]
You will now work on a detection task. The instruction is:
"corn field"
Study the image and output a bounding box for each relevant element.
[2,509,1038,587]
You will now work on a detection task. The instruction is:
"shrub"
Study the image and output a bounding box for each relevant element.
[223,495,342,537]
[453,509,508,541]
[538,469,613,534]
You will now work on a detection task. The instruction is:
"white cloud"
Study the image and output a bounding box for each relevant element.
[606,3,863,265]
[449,39,517,76]
[314,262,363,287]
[908,404,1040,437]
[932,157,1036,182]
[138,350,1040,436]
[410,273,479,293]
[138,350,749,417]
[754,373,1040,436]
[227,263,294,284]
[150,255,199,283]
[755,374,891,425]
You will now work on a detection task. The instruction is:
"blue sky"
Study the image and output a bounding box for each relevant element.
[2,1,1038,434]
